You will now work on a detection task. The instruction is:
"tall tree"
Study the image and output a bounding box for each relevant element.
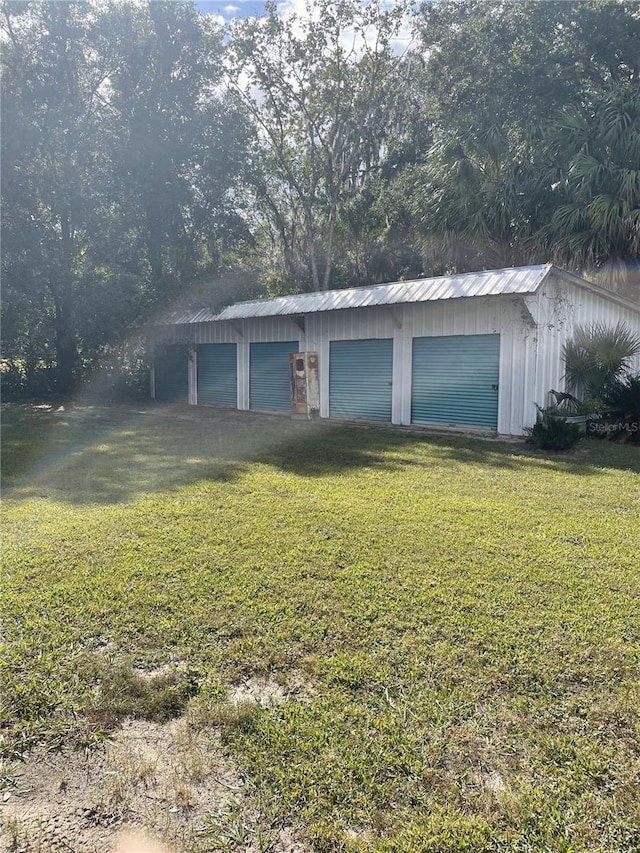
[228,0,409,292]
[106,0,248,304]
[1,0,249,396]
[415,0,640,140]
[399,0,640,294]
[2,0,114,394]
[399,125,549,272]
[540,85,640,295]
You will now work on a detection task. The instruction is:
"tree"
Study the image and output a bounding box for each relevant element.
[1,0,250,397]
[106,0,249,304]
[1,1,114,394]
[398,125,549,272]
[540,85,640,294]
[399,0,640,292]
[415,0,640,141]
[228,0,410,292]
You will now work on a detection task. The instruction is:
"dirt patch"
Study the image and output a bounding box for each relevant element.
[228,673,313,709]
[0,714,309,853]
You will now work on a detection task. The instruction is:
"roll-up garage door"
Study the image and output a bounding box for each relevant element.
[250,341,299,411]
[411,334,500,429]
[197,343,237,408]
[329,339,393,420]
[154,345,188,403]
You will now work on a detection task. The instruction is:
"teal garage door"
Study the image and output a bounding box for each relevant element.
[329,339,393,420]
[250,341,299,411]
[411,334,500,428]
[197,344,237,407]
[154,345,188,403]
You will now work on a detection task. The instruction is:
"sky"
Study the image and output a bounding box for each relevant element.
[195,1,273,23]
[195,0,414,53]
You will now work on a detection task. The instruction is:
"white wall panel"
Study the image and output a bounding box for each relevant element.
[306,315,330,419]
[397,296,534,434]
[393,336,412,425]
[494,298,538,433]
[163,277,638,435]
[188,348,197,405]
[400,296,502,338]
[324,306,396,340]
[237,340,250,410]
[533,278,640,409]
[191,322,239,344]
[244,317,305,345]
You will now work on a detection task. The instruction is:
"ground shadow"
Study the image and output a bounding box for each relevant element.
[249,412,640,478]
[2,403,639,506]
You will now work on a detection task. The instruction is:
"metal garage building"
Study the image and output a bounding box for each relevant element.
[151,264,640,436]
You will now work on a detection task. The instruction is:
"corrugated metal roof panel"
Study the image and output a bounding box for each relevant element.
[213,265,553,322]
[160,307,219,325]
[154,265,639,326]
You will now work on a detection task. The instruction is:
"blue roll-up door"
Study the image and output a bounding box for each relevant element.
[411,334,500,429]
[197,344,237,408]
[250,341,299,411]
[329,339,393,420]
[154,345,188,403]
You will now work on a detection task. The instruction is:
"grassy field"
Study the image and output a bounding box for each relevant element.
[2,404,640,852]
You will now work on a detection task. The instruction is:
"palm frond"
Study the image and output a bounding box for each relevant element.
[586,194,624,238]
[563,321,640,398]
[616,168,640,206]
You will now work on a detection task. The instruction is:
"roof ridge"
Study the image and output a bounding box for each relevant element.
[228,264,552,307]
[156,265,637,327]
[208,265,553,323]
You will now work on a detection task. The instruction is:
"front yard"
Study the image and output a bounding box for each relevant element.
[2,405,639,852]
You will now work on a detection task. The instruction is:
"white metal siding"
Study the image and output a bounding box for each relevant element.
[308,297,533,433]
[531,277,640,413]
[161,273,638,436]
[191,322,238,344]
[403,299,532,434]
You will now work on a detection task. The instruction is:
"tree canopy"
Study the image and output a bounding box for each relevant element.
[2,0,639,397]
[1,0,248,395]
[227,0,412,292]
[398,0,640,290]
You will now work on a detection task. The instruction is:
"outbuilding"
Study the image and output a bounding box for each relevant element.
[151,264,640,436]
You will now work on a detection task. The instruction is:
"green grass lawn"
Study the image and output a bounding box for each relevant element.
[2,404,640,852]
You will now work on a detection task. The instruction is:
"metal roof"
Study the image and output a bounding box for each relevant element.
[169,307,219,324]
[214,265,553,321]
[161,264,639,325]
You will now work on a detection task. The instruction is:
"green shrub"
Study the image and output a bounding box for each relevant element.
[563,321,640,404]
[525,410,582,451]
[598,373,640,443]
[0,359,59,401]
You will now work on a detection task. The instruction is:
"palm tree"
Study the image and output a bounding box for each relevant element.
[407,124,547,272]
[540,85,640,295]
[562,321,640,406]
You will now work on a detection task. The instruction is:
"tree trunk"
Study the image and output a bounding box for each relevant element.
[53,295,77,398]
[53,210,77,398]
[146,215,164,294]
[322,203,337,291]
[303,205,321,290]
